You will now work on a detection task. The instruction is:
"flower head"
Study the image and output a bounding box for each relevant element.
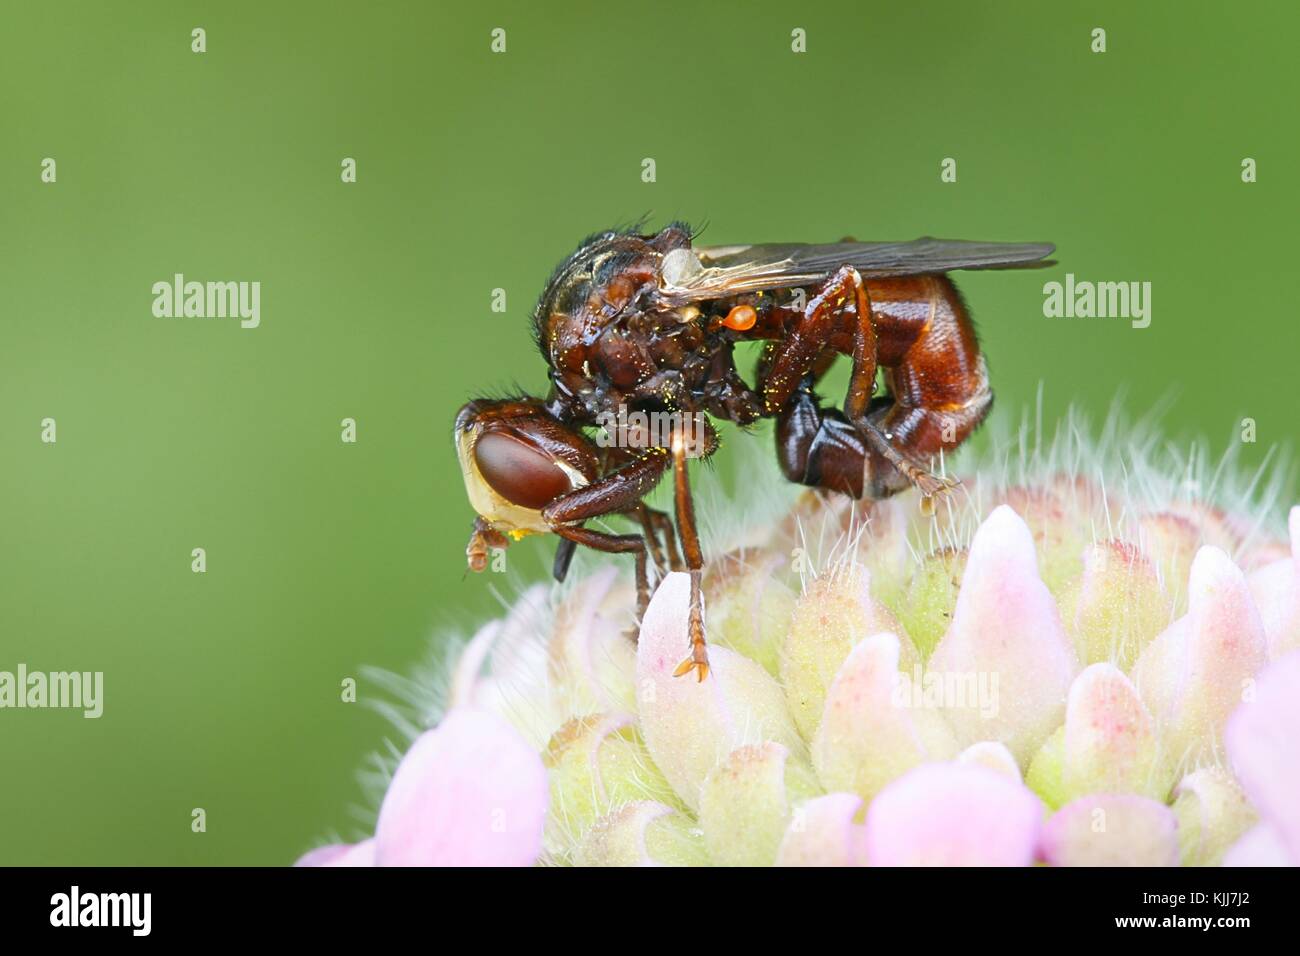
[302,416,1298,866]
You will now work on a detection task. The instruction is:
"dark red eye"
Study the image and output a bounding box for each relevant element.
[474,431,571,510]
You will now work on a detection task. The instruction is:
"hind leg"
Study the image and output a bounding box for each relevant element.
[852,275,993,498]
[778,376,969,501]
[762,266,956,498]
[776,379,870,499]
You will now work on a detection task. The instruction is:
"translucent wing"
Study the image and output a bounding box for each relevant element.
[655,237,1055,305]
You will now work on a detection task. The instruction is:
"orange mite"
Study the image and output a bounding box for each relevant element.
[722,304,757,331]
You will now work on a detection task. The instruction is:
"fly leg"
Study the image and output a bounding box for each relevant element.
[762,266,960,500]
[840,271,958,499]
[551,537,578,582]
[636,504,683,575]
[856,417,960,498]
[635,504,668,574]
[600,445,682,578]
[653,508,684,571]
[775,376,870,499]
[556,525,651,623]
[853,276,990,499]
[668,426,711,682]
[760,266,865,414]
[466,516,510,572]
[541,448,671,628]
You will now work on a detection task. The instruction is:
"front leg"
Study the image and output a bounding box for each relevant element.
[551,537,578,582]
[552,524,651,622]
[466,516,509,572]
[541,448,671,624]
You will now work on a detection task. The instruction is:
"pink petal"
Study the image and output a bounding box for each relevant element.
[1133,547,1268,762]
[929,505,1077,762]
[330,840,376,866]
[999,484,1090,593]
[636,573,801,809]
[449,620,501,709]
[1061,663,1164,800]
[469,585,558,749]
[1172,767,1256,866]
[703,552,795,676]
[699,742,814,867]
[863,763,1042,866]
[454,584,559,749]
[1041,794,1179,866]
[857,495,915,605]
[294,840,375,867]
[1246,506,1300,660]
[549,567,639,716]
[783,561,904,741]
[374,708,547,866]
[775,793,869,867]
[1223,824,1295,866]
[294,844,349,867]
[811,632,957,800]
[1225,651,1300,862]
[1069,540,1171,670]
[1162,501,1245,558]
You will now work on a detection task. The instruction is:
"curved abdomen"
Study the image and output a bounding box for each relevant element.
[866,275,991,463]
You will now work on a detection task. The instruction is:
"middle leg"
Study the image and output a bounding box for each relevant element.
[635,503,683,575]
[668,427,710,681]
[761,266,869,415]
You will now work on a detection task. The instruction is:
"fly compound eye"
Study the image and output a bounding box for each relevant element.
[473,430,571,511]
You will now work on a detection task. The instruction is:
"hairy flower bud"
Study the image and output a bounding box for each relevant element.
[301,425,1300,868]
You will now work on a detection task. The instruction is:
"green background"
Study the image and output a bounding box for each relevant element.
[1,0,1294,864]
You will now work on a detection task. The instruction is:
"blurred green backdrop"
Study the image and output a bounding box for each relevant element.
[1,0,1295,864]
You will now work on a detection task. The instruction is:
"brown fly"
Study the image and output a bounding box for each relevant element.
[455,222,1053,680]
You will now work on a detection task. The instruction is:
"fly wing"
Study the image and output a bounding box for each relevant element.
[656,237,1055,305]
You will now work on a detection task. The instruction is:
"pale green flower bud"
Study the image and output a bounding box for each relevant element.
[573,801,707,866]
[781,562,910,740]
[699,742,820,866]
[1172,767,1256,866]
[542,712,681,858]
